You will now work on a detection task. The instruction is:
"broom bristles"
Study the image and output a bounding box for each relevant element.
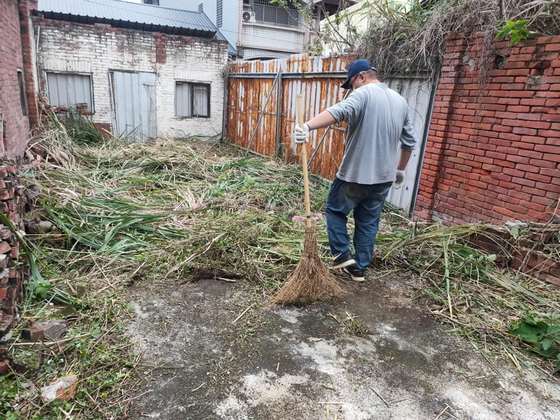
[271,224,345,305]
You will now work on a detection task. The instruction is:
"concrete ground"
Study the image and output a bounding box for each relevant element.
[126,273,560,420]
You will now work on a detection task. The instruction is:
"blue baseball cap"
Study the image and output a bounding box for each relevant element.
[341,59,377,89]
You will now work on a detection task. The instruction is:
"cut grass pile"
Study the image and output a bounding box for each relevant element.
[2,115,559,417]
[2,121,332,418]
[378,222,560,375]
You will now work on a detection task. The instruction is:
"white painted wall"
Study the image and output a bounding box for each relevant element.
[34,19,228,139]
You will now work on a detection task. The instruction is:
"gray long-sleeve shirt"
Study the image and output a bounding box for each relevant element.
[326,82,417,185]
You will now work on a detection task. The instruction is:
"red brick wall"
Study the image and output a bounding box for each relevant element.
[416,34,560,224]
[0,0,30,159]
[0,164,27,340]
[19,0,39,129]
[0,1,37,366]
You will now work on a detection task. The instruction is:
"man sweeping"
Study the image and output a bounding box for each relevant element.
[293,59,417,282]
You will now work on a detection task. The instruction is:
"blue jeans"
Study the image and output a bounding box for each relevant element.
[325,178,392,270]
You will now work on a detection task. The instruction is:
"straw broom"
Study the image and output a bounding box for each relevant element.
[271,94,344,305]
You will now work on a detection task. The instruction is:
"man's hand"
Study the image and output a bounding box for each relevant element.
[394,170,406,189]
[293,123,310,144]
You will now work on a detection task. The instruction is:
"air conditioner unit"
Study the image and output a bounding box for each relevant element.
[242,10,256,23]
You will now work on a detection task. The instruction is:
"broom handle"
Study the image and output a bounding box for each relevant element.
[296,94,312,220]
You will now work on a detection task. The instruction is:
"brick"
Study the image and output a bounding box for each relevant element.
[536,91,559,98]
[513,127,537,136]
[493,76,514,83]
[497,97,520,105]
[529,159,556,169]
[482,164,502,173]
[526,172,552,183]
[540,166,560,176]
[521,98,546,106]
[509,65,532,74]
[545,98,560,107]
[532,195,553,206]
[518,149,543,159]
[509,53,534,62]
[538,130,560,138]
[0,360,10,375]
[486,151,506,160]
[515,163,539,173]
[22,320,68,341]
[492,124,513,133]
[497,160,515,169]
[0,286,8,300]
[0,242,11,254]
[542,113,560,123]
[506,154,530,164]
[496,90,536,98]
[535,144,560,153]
[512,177,536,187]
[511,141,535,151]
[504,83,526,90]
[544,43,560,52]
[498,132,521,141]
[520,136,546,145]
[503,168,526,178]
[507,190,531,201]
[507,105,530,112]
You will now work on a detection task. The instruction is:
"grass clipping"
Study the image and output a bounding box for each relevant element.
[271,223,344,305]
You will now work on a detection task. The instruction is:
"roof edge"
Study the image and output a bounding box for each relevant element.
[36,10,220,39]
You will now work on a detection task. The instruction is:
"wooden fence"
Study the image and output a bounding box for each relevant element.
[225,54,437,214]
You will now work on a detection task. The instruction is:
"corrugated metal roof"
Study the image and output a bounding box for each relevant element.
[37,0,217,36]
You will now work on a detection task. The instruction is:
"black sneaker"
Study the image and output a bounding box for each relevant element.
[343,266,366,282]
[332,253,356,270]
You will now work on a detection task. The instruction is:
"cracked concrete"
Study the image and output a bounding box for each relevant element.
[126,274,560,419]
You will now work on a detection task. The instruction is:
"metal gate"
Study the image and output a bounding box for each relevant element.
[226,55,437,216]
[111,71,157,141]
[385,76,436,214]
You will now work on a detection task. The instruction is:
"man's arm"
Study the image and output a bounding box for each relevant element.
[305,110,336,130]
[397,148,412,171]
[394,112,417,188]
[303,90,363,131]
[399,113,416,170]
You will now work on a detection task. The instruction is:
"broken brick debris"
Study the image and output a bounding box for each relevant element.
[40,375,79,403]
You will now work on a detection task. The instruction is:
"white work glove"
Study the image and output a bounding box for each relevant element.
[394,170,406,189]
[293,123,310,144]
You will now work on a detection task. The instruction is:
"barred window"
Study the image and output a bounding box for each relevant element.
[46,72,93,113]
[175,82,210,118]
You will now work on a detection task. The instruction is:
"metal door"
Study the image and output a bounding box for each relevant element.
[385,76,437,215]
[111,71,157,141]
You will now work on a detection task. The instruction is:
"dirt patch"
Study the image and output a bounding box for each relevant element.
[126,274,560,419]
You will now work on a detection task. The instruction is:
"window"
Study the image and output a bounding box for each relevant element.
[46,72,93,113]
[17,70,27,116]
[217,0,223,28]
[175,82,210,118]
[143,0,159,5]
[247,0,300,27]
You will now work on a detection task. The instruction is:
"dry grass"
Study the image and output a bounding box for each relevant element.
[377,221,560,376]
[356,0,560,76]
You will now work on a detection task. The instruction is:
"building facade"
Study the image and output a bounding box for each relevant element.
[35,0,229,140]
[137,0,351,60]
